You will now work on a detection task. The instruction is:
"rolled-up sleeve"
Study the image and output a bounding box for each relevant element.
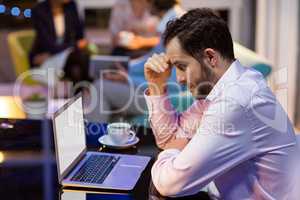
[151,99,256,197]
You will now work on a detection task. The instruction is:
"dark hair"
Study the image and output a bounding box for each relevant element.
[163,8,235,61]
[150,0,178,12]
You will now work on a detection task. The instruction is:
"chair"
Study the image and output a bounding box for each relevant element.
[7,30,38,85]
[234,42,272,77]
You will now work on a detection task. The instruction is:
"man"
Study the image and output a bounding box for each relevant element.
[144,8,300,199]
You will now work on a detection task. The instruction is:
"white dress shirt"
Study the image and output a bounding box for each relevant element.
[54,14,65,37]
[147,60,300,199]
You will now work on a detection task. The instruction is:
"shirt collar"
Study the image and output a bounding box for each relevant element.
[206,60,246,101]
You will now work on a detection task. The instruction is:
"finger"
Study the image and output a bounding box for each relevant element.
[159,53,170,66]
[145,57,160,73]
[147,62,161,73]
[150,58,166,73]
[155,54,169,69]
[151,54,168,72]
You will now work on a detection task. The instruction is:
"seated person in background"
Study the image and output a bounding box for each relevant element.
[29,0,91,86]
[86,0,184,122]
[145,8,300,199]
[109,0,159,58]
[126,0,185,91]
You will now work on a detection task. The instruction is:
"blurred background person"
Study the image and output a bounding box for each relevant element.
[109,0,159,58]
[86,0,184,122]
[116,0,184,59]
[29,0,92,89]
[127,0,185,92]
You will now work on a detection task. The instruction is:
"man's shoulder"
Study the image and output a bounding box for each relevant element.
[218,67,268,108]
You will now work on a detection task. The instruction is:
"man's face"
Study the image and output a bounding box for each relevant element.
[166,37,216,99]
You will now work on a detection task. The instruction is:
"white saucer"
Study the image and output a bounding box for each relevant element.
[98,134,140,149]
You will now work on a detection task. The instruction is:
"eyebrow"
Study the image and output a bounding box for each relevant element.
[172,61,188,68]
[172,60,185,65]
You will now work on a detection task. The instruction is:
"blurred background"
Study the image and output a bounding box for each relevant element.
[0,0,299,130]
[0,1,299,199]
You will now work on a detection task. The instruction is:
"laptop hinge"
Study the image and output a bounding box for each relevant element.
[60,148,87,182]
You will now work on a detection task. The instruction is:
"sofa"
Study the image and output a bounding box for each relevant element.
[7,30,38,85]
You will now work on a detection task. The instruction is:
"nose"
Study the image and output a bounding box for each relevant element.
[176,68,185,84]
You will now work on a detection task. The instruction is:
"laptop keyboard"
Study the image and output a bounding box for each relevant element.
[71,154,120,184]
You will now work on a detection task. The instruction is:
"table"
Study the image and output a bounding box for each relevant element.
[0,119,211,200]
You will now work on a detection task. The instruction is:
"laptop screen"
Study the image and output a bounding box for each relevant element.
[89,55,129,79]
[54,96,86,176]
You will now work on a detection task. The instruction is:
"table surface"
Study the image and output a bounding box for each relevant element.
[0,119,210,200]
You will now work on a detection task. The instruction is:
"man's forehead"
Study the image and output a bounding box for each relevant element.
[165,37,185,61]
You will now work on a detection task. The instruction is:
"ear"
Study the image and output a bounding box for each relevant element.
[203,48,217,68]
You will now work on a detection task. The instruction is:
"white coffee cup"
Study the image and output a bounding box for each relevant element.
[107,122,136,145]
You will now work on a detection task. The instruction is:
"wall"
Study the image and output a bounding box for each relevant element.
[295,2,300,129]
[256,0,299,124]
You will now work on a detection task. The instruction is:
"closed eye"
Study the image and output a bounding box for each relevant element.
[172,61,188,71]
[175,63,187,71]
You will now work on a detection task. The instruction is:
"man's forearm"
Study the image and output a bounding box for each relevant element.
[148,83,167,96]
[163,137,190,150]
[145,89,209,149]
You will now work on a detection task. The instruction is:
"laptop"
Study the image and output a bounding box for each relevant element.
[89,55,129,79]
[53,94,151,190]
